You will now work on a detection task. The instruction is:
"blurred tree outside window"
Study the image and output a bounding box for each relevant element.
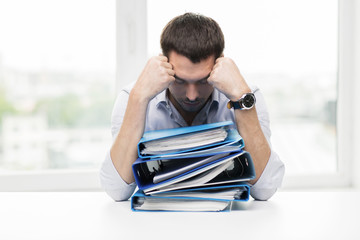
[0,0,115,172]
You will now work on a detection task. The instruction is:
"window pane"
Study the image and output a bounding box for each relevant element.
[147,0,338,176]
[0,0,115,171]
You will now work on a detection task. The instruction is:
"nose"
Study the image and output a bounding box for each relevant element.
[186,83,199,101]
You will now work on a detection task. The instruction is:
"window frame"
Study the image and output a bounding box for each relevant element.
[282,0,357,189]
[1,0,359,191]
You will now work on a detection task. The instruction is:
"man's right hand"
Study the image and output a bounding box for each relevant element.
[132,55,175,101]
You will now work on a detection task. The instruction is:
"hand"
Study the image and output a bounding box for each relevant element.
[133,55,175,101]
[208,57,251,101]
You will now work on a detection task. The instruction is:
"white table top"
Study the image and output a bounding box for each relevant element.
[0,191,359,240]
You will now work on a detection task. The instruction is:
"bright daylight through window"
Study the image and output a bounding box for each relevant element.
[147,0,338,176]
[0,0,115,172]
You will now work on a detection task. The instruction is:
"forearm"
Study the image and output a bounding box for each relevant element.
[110,55,175,184]
[234,107,271,184]
[110,90,149,184]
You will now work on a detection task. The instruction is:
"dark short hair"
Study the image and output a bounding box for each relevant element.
[160,12,225,63]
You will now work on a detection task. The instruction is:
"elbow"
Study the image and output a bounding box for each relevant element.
[99,151,137,202]
[99,171,136,201]
[103,188,131,202]
[250,156,285,201]
[250,187,278,201]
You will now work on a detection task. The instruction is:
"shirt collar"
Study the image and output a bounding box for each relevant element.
[155,89,171,109]
[211,88,221,107]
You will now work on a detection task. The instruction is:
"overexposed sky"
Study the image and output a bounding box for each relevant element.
[0,0,337,76]
[0,0,115,73]
[147,0,338,75]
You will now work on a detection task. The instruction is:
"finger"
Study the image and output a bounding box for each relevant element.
[161,61,173,69]
[167,69,175,76]
[212,62,219,69]
[208,68,218,82]
[207,71,214,82]
[157,55,168,62]
[210,61,220,74]
[215,57,223,63]
[206,76,215,86]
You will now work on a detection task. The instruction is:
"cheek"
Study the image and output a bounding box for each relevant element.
[198,85,214,98]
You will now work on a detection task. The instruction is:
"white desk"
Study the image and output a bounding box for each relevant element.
[0,191,358,240]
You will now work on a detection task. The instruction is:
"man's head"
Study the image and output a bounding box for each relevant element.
[167,51,214,114]
[160,13,225,119]
[160,12,225,63]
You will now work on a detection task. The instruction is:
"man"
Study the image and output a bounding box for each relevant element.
[100,12,284,201]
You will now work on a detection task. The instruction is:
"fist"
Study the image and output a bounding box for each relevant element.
[208,57,251,101]
[133,55,175,101]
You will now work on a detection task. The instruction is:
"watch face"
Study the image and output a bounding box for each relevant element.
[243,94,255,108]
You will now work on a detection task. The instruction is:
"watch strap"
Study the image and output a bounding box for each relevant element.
[227,101,242,109]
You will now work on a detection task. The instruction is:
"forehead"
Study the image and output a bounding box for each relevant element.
[169,51,215,81]
[174,73,211,83]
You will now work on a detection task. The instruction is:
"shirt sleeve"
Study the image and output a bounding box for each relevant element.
[100,150,137,201]
[99,84,137,201]
[250,150,285,200]
[249,87,285,201]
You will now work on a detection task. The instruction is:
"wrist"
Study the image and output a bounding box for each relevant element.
[230,86,252,102]
[227,92,256,110]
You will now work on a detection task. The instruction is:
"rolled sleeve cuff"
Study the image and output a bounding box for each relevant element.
[99,150,137,201]
[250,150,285,201]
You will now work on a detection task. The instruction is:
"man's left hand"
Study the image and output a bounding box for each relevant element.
[208,57,251,101]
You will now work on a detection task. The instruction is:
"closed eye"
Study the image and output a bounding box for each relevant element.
[174,77,186,84]
[197,78,208,84]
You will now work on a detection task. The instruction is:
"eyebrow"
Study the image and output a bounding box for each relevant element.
[174,73,211,82]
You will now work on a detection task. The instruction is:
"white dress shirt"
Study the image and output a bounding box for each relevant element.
[100,82,285,201]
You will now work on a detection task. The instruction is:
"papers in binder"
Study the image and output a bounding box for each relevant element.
[134,151,255,195]
[154,142,242,159]
[137,121,243,159]
[133,198,230,212]
[152,187,246,200]
[152,153,230,184]
[132,186,248,212]
[140,127,228,155]
[149,157,234,194]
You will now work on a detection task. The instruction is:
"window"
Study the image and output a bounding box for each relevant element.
[146,0,338,182]
[2,0,358,191]
[0,0,115,175]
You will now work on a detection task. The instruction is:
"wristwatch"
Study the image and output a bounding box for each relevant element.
[227,93,256,110]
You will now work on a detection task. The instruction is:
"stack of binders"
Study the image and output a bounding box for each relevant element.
[131,121,255,212]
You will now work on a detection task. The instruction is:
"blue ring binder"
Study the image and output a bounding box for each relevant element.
[131,121,255,212]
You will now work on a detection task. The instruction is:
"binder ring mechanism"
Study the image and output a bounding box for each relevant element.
[225,157,245,178]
